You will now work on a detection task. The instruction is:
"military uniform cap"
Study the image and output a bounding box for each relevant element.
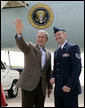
[53,27,66,34]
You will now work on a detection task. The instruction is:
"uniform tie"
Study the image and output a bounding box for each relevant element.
[59,47,62,51]
[58,47,62,56]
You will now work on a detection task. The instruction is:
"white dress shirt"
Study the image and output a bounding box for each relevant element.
[39,46,46,69]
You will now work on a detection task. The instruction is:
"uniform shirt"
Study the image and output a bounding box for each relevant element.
[60,40,67,50]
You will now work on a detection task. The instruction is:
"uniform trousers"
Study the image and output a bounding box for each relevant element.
[54,94,78,107]
[21,80,45,107]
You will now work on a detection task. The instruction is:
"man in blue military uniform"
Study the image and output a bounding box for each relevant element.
[50,27,82,107]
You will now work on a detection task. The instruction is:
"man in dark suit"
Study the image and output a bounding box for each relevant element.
[14,19,53,107]
[50,27,82,107]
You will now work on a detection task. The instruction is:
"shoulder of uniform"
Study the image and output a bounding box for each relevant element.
[70,43,80,50]
[68,42,80,50]
[67,42,80,52]
[67,42,76,47]
[69,43,81,59]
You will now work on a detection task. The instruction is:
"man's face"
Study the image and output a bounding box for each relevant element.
[37,32,48,47]
[55,31,66,44]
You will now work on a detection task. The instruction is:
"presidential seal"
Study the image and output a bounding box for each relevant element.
[28,4,54,29]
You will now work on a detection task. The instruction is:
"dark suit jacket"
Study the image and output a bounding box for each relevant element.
[52,41,82,96]
[15,35,52,96]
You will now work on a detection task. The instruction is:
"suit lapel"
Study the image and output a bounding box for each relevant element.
[43,49,48,68]
[56,47,62,57]
[34,44,49,69]
[34,44,42,68]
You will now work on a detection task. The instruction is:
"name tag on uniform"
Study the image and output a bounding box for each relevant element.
[62,53,70,57]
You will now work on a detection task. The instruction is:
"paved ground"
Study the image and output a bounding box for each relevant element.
[3,86,84,107]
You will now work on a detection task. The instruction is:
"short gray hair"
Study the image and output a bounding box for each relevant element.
[38,30,49,39]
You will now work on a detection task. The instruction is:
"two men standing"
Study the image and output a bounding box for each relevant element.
[14,19,82,107]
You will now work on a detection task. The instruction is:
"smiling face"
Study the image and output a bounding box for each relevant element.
[37,32,48,48]
[55,31,67,45]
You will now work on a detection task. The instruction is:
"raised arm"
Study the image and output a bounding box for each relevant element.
[14,19,30,53]
[14,18,24,35]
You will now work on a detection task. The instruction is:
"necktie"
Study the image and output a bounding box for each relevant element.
[58,47,61,56]
[59,47,61,52]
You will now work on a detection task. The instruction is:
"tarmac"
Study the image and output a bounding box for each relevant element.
[3,86,84,107]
